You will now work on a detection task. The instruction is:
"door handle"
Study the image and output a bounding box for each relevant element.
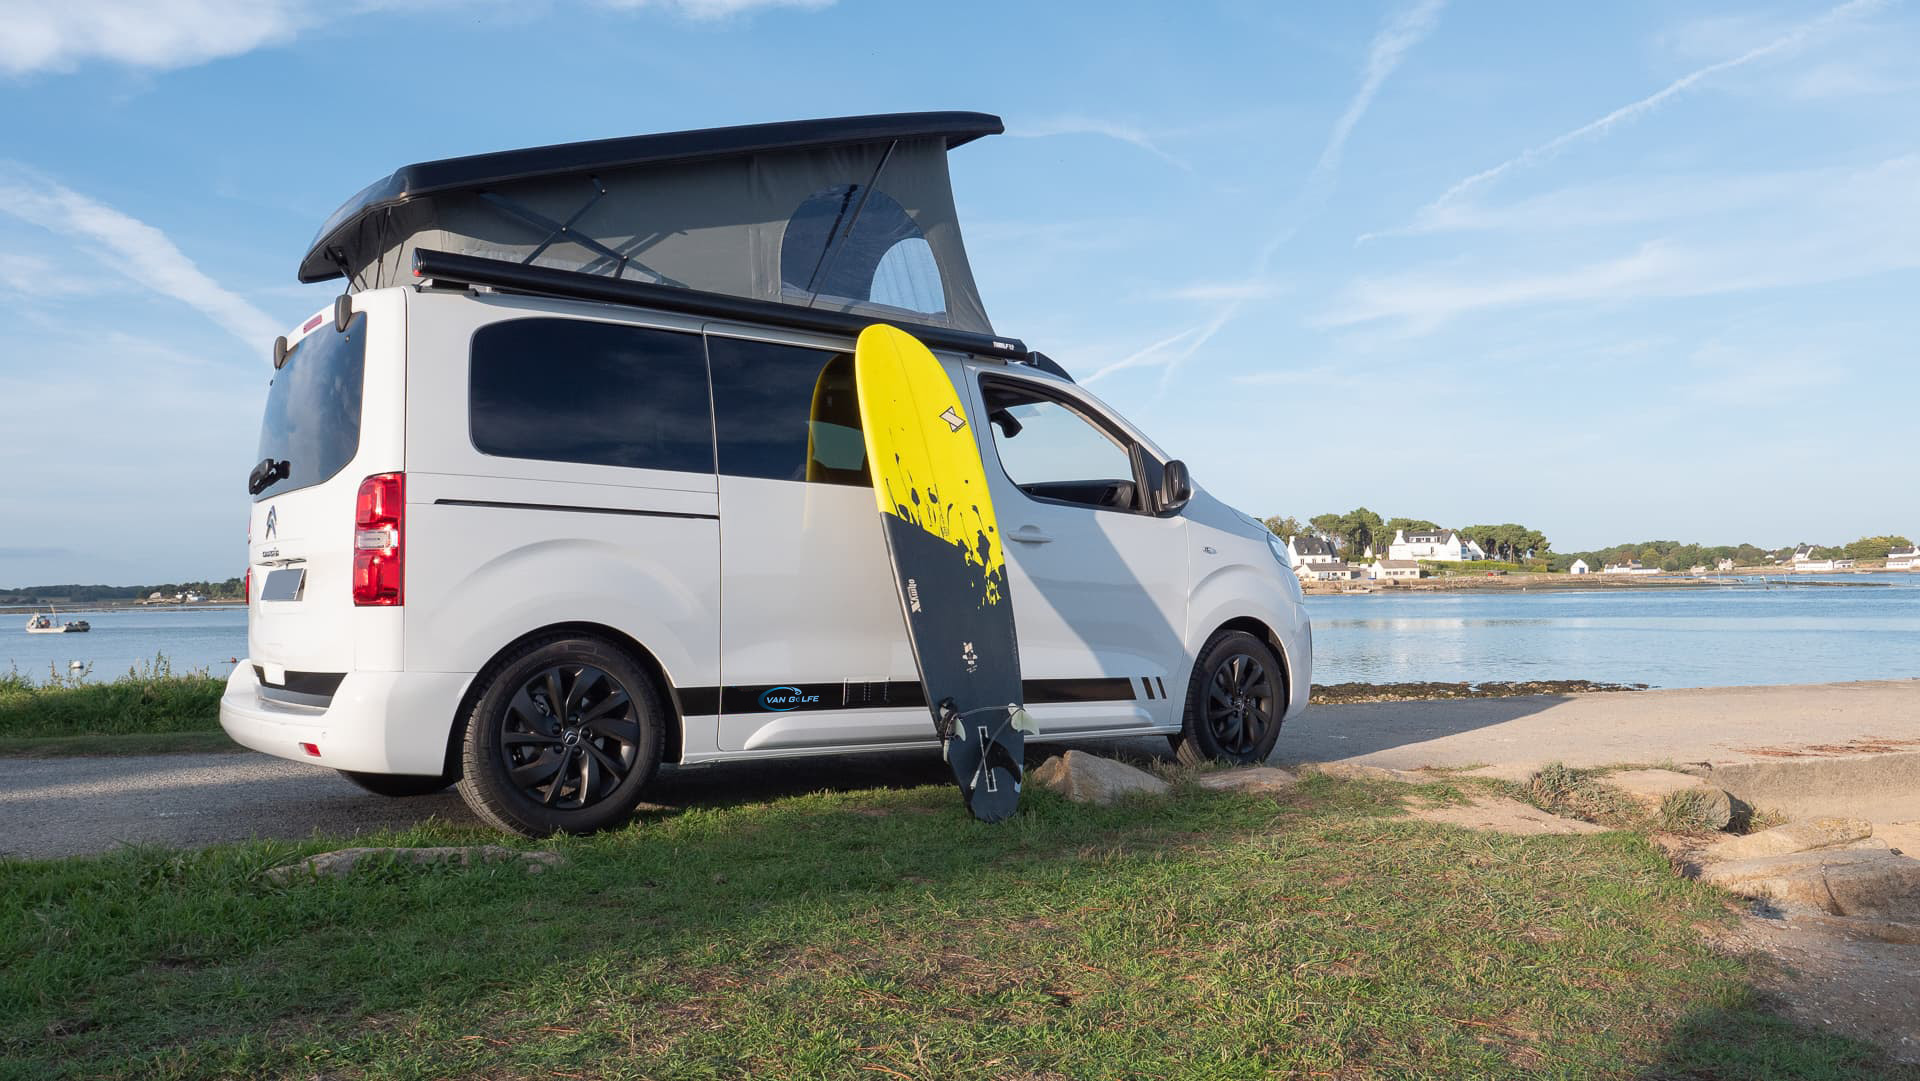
[1009,526,1053,544]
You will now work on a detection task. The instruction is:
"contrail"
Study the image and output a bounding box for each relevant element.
[1425,0,1890,210]
[1089,0,1445,387]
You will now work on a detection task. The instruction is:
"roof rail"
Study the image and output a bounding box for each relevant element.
[410,249,1055,369]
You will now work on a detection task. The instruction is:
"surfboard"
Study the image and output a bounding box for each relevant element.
[853,324,1027,822]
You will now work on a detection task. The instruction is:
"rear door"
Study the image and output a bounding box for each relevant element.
[706,329,925,752]
[968,373,1190,732]
[247,290,407,684]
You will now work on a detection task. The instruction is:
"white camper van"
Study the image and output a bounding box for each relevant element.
[222,113,1311,836]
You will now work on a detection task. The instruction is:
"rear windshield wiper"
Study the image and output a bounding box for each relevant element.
[248,458,290,495]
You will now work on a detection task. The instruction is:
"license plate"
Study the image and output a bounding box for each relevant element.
[260,568,306,602]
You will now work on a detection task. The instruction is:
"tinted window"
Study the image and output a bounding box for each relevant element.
[470,319,713,473]
[254,313,366,501]
[708,337,868,487]
[779,185,946,318]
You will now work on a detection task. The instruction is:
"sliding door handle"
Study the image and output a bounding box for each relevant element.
[1009,526,1054,544]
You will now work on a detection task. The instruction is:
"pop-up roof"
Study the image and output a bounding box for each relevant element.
[302,112,1003,335]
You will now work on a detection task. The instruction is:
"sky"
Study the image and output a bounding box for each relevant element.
[0,0,1915,584]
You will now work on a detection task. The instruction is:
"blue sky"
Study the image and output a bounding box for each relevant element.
[1,0,1915,583]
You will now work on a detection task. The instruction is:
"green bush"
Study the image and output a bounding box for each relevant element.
[0,655,224,740]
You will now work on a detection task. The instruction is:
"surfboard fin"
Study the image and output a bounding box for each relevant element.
[1008,704,1037,736]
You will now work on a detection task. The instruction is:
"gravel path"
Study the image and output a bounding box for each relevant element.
[6,679,1915,860]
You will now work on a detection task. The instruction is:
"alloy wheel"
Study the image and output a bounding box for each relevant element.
[1204,652,1274,757]
[498,664,641,809]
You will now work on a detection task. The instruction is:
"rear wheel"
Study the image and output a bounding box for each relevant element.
[339,770,454,797]
[1171,629,1287,767]
[454,635,664,837]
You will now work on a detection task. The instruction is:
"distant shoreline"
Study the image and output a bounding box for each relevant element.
[1,601,245,616]
[1302,569,1905,595]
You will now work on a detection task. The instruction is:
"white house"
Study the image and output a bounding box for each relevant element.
[1304,561,1365,583]
[1370,559,1421,580]
[1286,535,1339,572]
[1716,558,1735,572]
[1888,545,1919,571]
[1387,529,1485,563]
[1602,560,1660,576]
[1569,559,1590,575]
[1789,545,1838,572]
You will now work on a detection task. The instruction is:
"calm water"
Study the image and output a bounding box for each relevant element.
[9,576,1918,689]
[5,606,247,684]
[1305,574,1920,688]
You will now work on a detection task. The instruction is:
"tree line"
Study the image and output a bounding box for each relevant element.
[0,579,246,604]
[1261,508,1551,563]
[1551,535,1913,573]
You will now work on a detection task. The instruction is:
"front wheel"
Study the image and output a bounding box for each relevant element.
[454,635,665,837]
[1171,630,1287,767]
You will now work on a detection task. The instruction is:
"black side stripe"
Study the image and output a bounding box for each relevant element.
[1156,677,1168,698]
[676,677,1137,715]
[1142,677,1156,700]
[434,498,718,521]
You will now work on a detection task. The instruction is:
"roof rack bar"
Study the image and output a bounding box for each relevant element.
[411,248,1033,362]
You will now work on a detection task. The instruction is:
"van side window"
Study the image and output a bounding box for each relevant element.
[470,319,713,473]
[708,337,869,487]
[980,381,1140,512]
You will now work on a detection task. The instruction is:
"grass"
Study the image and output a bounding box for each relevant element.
[0,656,227,756]
[2,774,1908,1080]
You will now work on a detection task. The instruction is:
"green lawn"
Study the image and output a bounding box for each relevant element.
[0,662,227,756]
[2,774,1905,1080]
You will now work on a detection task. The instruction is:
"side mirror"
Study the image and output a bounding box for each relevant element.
[1158,459,1193,514]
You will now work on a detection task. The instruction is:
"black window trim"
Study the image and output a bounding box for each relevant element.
[465,316,718,476]
[253,311,369,503]
[975,373,1154,517]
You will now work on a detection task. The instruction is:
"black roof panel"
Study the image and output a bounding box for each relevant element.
[301,111,1003,283]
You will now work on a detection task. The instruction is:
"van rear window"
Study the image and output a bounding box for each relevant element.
[469,318,714,474]
[253,313,367,502]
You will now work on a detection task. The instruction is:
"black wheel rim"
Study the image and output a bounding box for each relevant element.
[498,664,641,810]
[1204,652,1274,756]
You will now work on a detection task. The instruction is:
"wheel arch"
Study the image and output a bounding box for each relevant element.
[442,621,687,775]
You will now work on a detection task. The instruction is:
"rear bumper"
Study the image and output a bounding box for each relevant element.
[219,662,472,775]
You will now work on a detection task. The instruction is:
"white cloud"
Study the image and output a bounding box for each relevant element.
[1004,116,1193,172]
[0,165,283,347]
[0,0,314,77]
[592,0,833,14]
[1412,0,1890,214]
[0,252,105,297]
[1156,279,1289,304]
[0,0,831,77]
[1321,155,1920,332]
[1384,163,1876,237]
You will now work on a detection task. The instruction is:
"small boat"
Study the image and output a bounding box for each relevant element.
[24,610,90,634]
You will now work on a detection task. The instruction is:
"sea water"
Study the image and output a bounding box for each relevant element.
[5,606,248,684]
[1304,574,1920,688]
[8,576,1918,690]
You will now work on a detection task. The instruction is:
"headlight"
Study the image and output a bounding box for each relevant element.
[1267,531,1290,566]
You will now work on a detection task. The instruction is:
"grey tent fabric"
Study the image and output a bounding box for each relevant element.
[321,133,996,336]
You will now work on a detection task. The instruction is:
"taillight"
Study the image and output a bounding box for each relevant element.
[352,472,404,606]
[244,567,251,604]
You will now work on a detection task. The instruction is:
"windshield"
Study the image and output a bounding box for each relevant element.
[253,313,367,501]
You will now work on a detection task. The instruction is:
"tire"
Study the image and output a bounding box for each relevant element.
[1171,629,1288,767]
[454,634,665,838]
[339,770,455,797]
